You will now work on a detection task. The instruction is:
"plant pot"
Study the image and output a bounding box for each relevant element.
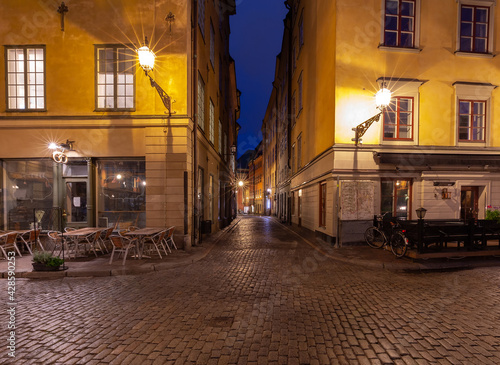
[32,263,61,272]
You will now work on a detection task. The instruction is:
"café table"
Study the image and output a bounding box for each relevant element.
[63,227,103,257]
[125,227,163,259]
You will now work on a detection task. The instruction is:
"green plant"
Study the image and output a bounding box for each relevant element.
[486,208,500,222]
[32,251,64,267]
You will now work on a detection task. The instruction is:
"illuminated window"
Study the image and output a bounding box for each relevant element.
[209,99,215,143]
[383,97,413,140]
[198,74,205,130]
[381,180,411,220]
[458,100,485,142]
[384,0,416,48]
[6,46,45,110]
[96,46,135,110]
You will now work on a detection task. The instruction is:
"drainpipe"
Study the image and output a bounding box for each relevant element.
[192,0,199,247]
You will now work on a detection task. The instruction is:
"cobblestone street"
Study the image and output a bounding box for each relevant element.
[2,216,500,364]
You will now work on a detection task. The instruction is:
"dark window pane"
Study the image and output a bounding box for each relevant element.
[474,38,487,52]
[461,22,472,37]
[476,8,488,23]
[459,129,469,140]
[384,125,396,138]
[386,0,399,15]
[385,15,398,30]
[461,7,473,21]
[385,31,397,46]
[459,115,470,127]
[476,23,487,38]
[460,37,472,52]
[459,101,470,114]
[401,17,413,32]
[473,102,484,115]
[401,1,414,16]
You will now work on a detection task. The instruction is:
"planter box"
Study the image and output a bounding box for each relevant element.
[32,263,61,272]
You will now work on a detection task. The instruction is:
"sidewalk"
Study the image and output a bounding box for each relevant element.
[280,218,500,272]
[3,216,500,279]
[0,220,240,279]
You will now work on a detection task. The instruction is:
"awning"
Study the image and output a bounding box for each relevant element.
[374,152,500,167]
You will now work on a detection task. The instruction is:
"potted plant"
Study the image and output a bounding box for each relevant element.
[32,251,64,271]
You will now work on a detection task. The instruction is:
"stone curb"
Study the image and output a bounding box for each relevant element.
[1,218,242,280]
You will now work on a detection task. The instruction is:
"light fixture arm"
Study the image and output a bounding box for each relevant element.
[144,71,172,115]
[352,111,383,146]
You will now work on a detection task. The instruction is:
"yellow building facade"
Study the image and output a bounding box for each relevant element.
[264,0,500,243]
[0,0,239,247]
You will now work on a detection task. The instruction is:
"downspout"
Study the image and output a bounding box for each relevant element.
[192,0,199,246]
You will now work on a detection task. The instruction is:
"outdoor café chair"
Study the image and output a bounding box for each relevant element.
[19,229,44,255]
[0,232,22,259]
[98,227,114,254]
[64,227,77,233]
[143,230,167,258]
[162,226,177,252]
[109,235,136,265]
[83,230,103,257]
[48,231,70,257]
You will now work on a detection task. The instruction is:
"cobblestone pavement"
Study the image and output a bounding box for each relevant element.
[2,216,500,364]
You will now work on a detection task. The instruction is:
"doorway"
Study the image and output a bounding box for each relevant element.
[461,186,479,221]
[65,179,88,227]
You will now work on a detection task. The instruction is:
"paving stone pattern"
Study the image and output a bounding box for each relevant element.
[1,216,500,364]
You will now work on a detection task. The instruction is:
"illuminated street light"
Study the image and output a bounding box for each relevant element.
[352,88,392,145]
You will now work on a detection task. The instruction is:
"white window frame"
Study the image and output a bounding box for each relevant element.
[379,0,421,53]
[455,0,495,57]
[6,46,46,111]
[454,82,494,146]
[378,78,423,146]
[95,45,135,111]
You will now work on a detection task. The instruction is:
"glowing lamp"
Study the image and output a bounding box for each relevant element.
[375,88,392,109]
[137,45,155,72]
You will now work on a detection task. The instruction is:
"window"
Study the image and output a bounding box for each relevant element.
[458,100,485,142]
[198,0,205,38]
[384,0,416,48]
[218,120,222,154]
[209,99,215,143]
[198,74,205,130]
[299,11,304,50]
[5,46,45,110]
[210,21,215,68]
[460,5,489,53]
[319,183,327,227]
[381,180,411,220]
[96,46,135,110]
[297,134,302,170]
[383,97,413,140]
[291,143,296,175]
[291,91,296,126]
[298,72,303,113]
[209,174,214,221]
[292,38,297,70]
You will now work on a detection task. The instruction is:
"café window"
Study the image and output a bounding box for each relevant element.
[97,160,146,229]
[381,180,411,220]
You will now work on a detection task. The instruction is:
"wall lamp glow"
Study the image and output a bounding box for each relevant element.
[49,139,74,164]
[352,88,392,145]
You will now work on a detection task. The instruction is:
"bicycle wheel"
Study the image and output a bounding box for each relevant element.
[364,227,386,249]
[390,232,408,258]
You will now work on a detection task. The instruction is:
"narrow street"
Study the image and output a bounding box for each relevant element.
[2,216,500,364]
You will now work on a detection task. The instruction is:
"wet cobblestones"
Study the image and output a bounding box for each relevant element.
[1,216,500,364]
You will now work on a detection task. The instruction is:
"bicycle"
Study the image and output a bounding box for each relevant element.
[364,213,409,258]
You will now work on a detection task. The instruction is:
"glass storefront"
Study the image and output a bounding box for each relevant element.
[381,179,411,220]
[97,160,146,229]
[1,158,146,230]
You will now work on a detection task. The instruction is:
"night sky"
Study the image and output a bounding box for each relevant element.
[230,1,288,157]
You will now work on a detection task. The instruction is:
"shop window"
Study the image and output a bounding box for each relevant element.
[97,160,146,229]
[381,180,411,220]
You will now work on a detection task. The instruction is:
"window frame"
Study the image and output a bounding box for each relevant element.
[459,4,490,54]
[458,99,486,142]
[95,45,136,112]
[319,182,327,228]
[380,0,421,52]
[456,1,495,56]
[198,73,205,131]
[383,0,416,48]
[209,98,215,144]
[5,45,47,112]
[383,96,414,141]
[454,82,494,146]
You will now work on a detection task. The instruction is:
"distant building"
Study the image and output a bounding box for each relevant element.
[264,0,500,244]
[248,142,263,214]
[0,0,240,247]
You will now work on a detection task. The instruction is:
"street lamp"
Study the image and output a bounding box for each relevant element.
[137,37,173,115]
[49,139,74,164]
[416,207,427,220]
[352,88,392,145]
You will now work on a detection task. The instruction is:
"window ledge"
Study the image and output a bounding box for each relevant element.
[378,45,422,54]
[454,51,494,59]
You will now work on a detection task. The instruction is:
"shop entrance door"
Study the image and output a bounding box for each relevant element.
[461,186,479,221]
[65,179,88,227]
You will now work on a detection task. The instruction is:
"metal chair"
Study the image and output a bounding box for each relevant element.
[109,235,136,265]
[0,232,22,258]
[47,231,69,257]
[143,230,167,258]
[19,229,44,254]
[162,226,177,252]
[99,227,114,253]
